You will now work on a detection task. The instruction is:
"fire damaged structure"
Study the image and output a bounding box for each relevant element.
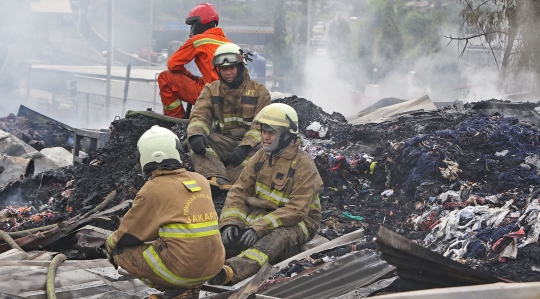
[2,96,540,298]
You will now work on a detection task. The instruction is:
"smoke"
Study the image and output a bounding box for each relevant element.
[300,53,362,117]
[297,20,512,118]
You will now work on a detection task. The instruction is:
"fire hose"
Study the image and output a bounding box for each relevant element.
[0,230,28,258]
[46,253,66,299]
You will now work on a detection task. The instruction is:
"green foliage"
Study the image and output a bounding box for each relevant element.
[403,10,428,44]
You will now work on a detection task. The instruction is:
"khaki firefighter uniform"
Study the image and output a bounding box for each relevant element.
[105,169,225,290]
[187,69,271,183]
[218,139,324,284]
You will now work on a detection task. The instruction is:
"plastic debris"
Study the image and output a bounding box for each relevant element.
[341,212,364,221]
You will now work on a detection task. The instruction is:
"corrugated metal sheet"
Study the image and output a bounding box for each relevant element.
[375,226,510,290]
[260,249,395,299]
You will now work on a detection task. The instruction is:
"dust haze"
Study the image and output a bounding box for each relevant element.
[0,0,524,128]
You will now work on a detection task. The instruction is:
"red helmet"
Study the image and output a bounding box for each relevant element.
[185,3,219,25]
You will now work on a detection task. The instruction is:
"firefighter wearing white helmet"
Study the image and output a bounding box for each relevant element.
[187,43,271,191]
[209,103,324,286]
[105,125,225,299]
[137,125,182,175]
[254,102,299,154]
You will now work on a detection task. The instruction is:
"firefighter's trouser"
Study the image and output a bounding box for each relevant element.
[112,238,205,291]
[224,226,309,285]
[158,70,205,119]
[191,132,260,184]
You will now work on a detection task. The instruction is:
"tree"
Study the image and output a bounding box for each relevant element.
[450,0,540,92]
[403,10,428,45]
[377,1,404,76]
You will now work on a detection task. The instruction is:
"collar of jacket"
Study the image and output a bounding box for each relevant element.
[220,68,250,92]
[267,138,301,160]
[151,168,187,179]
[199,27,226,38]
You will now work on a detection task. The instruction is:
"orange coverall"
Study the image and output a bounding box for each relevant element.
[158,27,231,118]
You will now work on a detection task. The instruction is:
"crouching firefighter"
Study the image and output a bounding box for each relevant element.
[207,103,324,286]
[103,125,225,299]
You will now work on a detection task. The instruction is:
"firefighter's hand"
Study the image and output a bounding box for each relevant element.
[240,229,259,249]
[221,225,239,246]
[225,145,250,166]
[189,135,209,155]
[105,251,119,270]
[100,243,118,270]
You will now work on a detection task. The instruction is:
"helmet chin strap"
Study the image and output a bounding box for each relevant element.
[189,21,215,37]
[263,131,294,166]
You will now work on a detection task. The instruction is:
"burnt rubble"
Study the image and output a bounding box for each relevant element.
[0,113,73,151]
[2,97,540,283]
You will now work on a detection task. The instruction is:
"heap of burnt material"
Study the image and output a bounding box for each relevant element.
[0,113,73,151]
[1,97,540,283]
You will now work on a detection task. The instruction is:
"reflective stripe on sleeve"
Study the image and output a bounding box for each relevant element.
[245,214,264,225]
[220,208,247,222]
[163,99,182,110]
[244,129,261,141]
[193,38,228,48]
[143,245,214,287]
[106,235,116,250]
[239,248,268,267]
[182,180,202,192]
[158,221,219,238]
[187,121,211,135]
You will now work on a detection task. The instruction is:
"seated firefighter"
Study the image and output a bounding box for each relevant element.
[207,103,324,286]
[158,3,231,119]
[187,43,271,190]
[103,125,225,299]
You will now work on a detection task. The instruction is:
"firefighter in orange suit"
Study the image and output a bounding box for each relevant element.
[103,125,225,299]
[158,3,231,119]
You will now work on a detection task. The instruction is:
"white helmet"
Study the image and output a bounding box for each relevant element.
[137,125,182,173]
[254,103,299,134]
[213,43,244,66]
[254,103,299,153]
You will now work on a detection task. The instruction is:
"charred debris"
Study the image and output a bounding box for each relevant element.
[2,97,540,285]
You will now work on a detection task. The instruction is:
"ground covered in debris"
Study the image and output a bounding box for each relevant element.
[2,97,540,283]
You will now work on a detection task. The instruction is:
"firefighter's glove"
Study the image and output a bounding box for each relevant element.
[189,135,209,155]
[222,225,239,246]
[240,229,259,249]
[226,145,250,166]
[100,242,118,270]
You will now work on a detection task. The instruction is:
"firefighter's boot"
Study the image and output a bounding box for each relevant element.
[207,265,234,285]
[208,177,232,191]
